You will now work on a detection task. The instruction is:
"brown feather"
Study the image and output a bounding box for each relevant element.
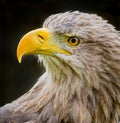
[0,11,120,123]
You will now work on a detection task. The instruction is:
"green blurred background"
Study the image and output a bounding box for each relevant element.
[0,0,120,106]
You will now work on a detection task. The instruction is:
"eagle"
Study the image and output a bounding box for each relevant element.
[0,11,120,123]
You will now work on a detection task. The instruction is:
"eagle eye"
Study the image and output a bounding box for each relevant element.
[67,37,80,46]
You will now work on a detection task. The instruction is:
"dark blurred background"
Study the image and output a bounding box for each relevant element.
[0,0,120,106]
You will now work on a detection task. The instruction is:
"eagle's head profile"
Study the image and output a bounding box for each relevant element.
[1,11,120,123]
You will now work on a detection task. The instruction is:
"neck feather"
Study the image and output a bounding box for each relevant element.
[12,55,120,123]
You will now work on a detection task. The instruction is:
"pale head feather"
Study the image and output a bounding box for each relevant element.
[0,11,120,123]
[35,11,120,123]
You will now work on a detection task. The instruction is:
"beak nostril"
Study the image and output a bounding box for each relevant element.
[37,34,45,43]
[38,35,44,40]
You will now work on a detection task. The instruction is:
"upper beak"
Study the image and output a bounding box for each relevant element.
[17,28,70,63]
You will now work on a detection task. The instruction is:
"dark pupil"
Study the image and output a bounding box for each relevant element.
[71,38,77,43]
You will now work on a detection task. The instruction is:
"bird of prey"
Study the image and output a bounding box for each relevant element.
[0,11,120,123]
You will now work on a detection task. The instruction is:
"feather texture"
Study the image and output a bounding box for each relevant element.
[0,11,120,123]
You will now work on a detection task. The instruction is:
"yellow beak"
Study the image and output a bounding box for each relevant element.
[17,28,70,63]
